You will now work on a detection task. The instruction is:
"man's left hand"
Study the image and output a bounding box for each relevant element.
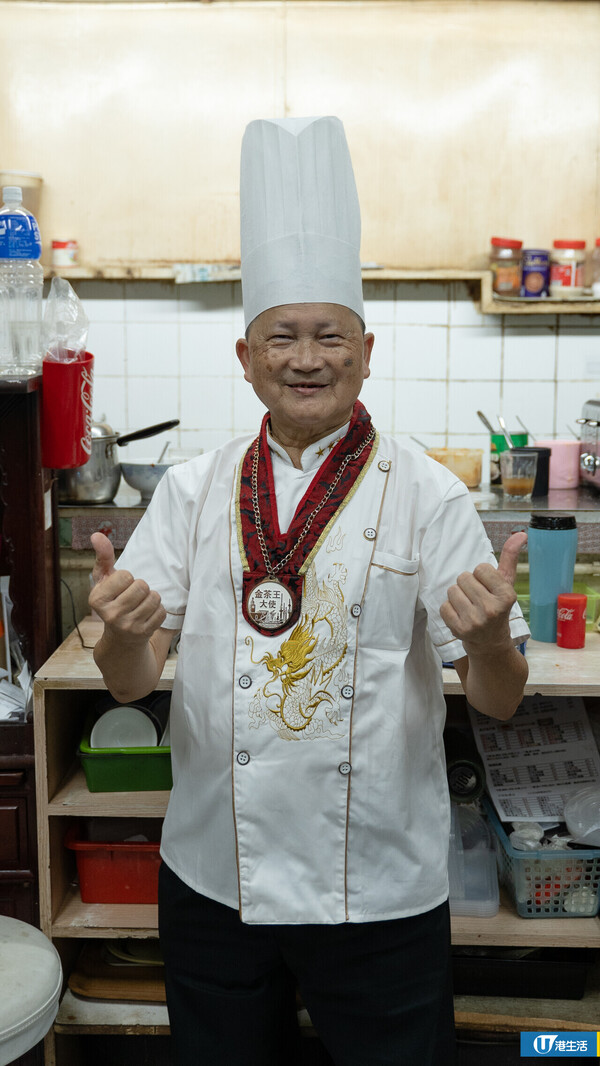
[440,531,527,653]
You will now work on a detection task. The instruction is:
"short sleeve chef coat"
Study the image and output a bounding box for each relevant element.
[116,431,529,925]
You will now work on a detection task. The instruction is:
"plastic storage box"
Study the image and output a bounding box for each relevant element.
[484,799,600,918]
[79,712,172,793]
[448,803,499,917]
[64,824,161,903]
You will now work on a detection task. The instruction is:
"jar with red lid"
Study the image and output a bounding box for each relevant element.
[489,237,522,295]
[549,240,586,298]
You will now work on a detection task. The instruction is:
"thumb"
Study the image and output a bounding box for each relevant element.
[497,530,527,585]
[91,531,116,584]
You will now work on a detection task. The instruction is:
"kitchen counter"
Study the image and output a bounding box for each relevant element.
[58,483,600,553]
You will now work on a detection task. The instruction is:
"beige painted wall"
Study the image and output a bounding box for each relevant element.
[1,0,599,271]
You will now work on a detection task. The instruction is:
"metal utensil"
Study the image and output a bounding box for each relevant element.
[410,436,430,450]
[497,415,514,450]
[157,440,171,464]
[477,410,496,434]
[516,415,533,438]
[115,419,180,447]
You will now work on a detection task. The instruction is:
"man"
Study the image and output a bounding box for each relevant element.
[89,117,529,1066]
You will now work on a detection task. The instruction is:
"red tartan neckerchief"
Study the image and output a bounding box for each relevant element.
[237,401,376,636]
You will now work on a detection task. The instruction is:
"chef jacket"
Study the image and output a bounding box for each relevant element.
[116,428,529,925]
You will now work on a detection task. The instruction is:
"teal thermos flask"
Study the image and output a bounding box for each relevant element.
[528,514,578,642]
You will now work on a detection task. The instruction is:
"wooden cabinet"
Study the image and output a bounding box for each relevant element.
[34,620,600,1064]
[0,378,62,674]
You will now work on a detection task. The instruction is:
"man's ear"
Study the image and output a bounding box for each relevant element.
[363,332,374,379]
[235,337,252,382]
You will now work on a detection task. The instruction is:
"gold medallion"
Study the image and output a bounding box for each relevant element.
[246,579,295,631]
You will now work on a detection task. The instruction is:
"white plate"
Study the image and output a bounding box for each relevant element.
[90,706,158,749]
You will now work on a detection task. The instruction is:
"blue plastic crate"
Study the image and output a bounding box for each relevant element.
[483,797,600,918]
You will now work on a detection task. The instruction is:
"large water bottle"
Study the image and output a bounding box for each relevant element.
[528,514,578,643]
[0,185,44,378]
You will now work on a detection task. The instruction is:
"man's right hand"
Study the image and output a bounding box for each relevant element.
[89,531,167,644]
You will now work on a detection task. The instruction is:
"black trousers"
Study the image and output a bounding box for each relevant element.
[159,861,457,1066]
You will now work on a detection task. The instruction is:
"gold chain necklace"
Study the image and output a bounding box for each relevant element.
[251,427,375,577]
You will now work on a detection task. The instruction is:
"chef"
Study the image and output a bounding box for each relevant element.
[89,116,529,1066]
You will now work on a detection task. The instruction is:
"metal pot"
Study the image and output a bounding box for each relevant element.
[57,418,179,504]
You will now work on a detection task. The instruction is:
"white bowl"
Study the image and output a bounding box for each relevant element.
[564,786,600,846]
[90,706,159,749]
[120,460,174,502]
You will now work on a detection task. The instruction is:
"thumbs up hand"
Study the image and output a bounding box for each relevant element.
[90,532,116,585]
[88,531,167,645]
[440,531,527,653]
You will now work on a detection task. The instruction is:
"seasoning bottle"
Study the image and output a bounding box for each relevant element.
[528,514,578,642]
[549,240,586,298]
[489,237,522,295]
[520,249,550,298]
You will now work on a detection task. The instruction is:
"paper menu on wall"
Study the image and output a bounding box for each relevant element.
[468,695,600,822]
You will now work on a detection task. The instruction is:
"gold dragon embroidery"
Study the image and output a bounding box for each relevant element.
[245,561,350,740]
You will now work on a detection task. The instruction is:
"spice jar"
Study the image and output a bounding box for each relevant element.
[51,239,79,268]
[489,237,522,295]
[520,249,550,298]
[549,240,586,298]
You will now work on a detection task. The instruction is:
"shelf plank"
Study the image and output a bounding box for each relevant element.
[38,619,600,698]
[49,767,169,817]
[451,895,600,949]
[52,887,158,938]
[480,273,600,315]
[55,969,600,1037]
[43,264,485,284]
[454,959,600,1033]
[51,884,600,950]
[443,634,600,697]
[35,619,176,687]
[55,989,169,1034]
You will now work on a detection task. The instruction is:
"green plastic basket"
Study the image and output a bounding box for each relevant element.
[79,712,172,793]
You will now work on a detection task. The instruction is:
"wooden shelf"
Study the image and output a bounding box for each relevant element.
[480,272,600,315]
[451,894,600,950]
[443,634,600,696]
[52,886,158,938]
[34,614,600,1060]
[41,265,600,316]
[454,957,600,1035]
[36,619,177,687]
[49,766,169,818]
[39,618,600,698]
[55,989,169,1035]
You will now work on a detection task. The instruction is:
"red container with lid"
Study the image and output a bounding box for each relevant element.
[550,240,586,298]
[490,237,522,295]
[64,825,161,903]
[556,593,587,649]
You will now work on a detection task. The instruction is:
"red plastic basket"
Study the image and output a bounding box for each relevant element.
[64,826,161,904]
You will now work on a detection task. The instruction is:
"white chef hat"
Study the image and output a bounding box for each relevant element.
[240,116,364,330]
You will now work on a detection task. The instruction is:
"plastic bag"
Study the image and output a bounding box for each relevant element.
[42,276,89,362]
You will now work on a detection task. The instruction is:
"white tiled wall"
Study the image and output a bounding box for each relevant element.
[73,279,600,484]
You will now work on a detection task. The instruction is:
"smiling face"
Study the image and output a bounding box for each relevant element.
[235,303,374,456]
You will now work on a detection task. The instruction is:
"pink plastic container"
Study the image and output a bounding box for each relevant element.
[534,439,581,489]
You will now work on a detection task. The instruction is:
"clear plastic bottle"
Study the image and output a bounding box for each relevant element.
[0,185,44,378]
[591,238,600,299]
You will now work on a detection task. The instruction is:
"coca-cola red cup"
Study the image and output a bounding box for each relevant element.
[41,351,94,469]
[556,593,587,649]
